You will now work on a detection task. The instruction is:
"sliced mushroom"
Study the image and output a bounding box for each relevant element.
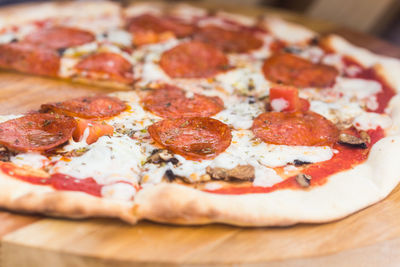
[360,131,371,143]
[338,133,367,149]
[0,146,12,162]
[295,173,312,188]
[206,165,255,182]
[147,149,179,165]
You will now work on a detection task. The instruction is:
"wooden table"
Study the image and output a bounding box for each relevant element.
[1,3,400,267]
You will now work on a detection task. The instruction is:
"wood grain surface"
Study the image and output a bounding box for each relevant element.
[1,2,400,267]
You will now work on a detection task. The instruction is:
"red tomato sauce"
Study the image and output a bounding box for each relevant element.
[207,127,384,194]
[207,58,394,195]
[342,56,396,113]
[0,163,102,197]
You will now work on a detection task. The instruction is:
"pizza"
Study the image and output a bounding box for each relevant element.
[0,1,399,226]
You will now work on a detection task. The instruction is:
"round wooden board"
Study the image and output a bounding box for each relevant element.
[1,2,400,266]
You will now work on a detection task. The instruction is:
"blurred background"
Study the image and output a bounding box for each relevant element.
[1,0,399,46]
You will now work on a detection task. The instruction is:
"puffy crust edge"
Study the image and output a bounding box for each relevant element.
[133,134,400,226]
[0,1,121,29]
[260,16,318,44]
[0,166,136,224]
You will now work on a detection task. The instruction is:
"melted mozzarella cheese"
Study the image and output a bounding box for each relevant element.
[310,100,364,125]
[0,114,22,123]
[216,67,270,97]
[334,77,382,100]
[213,98,264,129]
[107,91,161,131]
[225,130,334,168]
[63,42,98,56]
[163,130,333,185]
[271,98,289,112]
[100,29,132,47]
[252,166,282,187]
[11,153,49,170]
[0,32,15,44]
[51,135,144,185]
[353,112,392,131]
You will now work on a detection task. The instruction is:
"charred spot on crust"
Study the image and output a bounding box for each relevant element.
[338,133,367,149]
[293,160,311,166]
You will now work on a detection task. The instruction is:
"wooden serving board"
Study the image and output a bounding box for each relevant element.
[1,3,400,266]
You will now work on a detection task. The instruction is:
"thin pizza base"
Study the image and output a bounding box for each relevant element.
[0,6,400,226]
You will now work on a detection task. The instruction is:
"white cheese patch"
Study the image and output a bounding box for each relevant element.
[299,46,324,63]
[165,130,333,186]
[310,100,364,125]
[63,42,98,56]
[271,98,289,112]
[107,91,161,131]
[353,112,392,131]
[216,67,270,97]
[141,164,169,185]
[213,98,264,129]
[0,114,22,123]
[11,153,49,170]
[99,29,132,47]
[334,77,382,101]
[249,34,274,59]
[101,182,136,201]
[252,166,282,187]
[226,130,334,168]
[51,135,145,185]
[0,32,15,44]
[59,57,79,78]
[139,61,170,84]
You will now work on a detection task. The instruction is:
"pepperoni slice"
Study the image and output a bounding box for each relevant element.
[24,26,95,50]
[126,14,193,38]
[159,41,229,78]
[75,52,134,84]
[194,25,263,53]
[0,42,60,76]
[41,95,126,119]
[262,53,339,88]
[0,113,76,152]
[148,117,232,161]
[252,111,338,146]
[142,85,224,118]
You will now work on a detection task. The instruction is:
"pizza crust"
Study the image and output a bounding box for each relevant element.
[0,165,136,223]
[0,1,121,30]
[132,135,400,226]
[261,16,317,44]
[0,3,399,227]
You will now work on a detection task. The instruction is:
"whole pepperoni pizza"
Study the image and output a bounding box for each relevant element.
[0,1,399,226]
